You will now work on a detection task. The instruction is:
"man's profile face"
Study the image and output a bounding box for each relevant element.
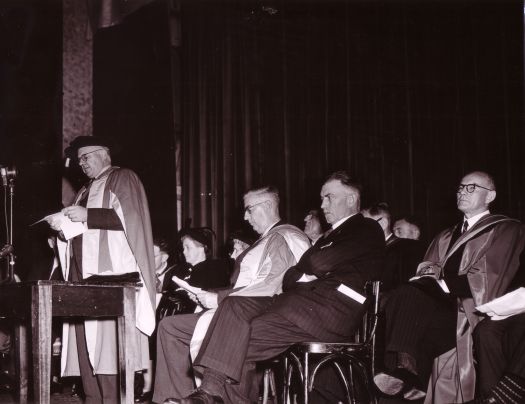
[77,146,107,179]
[153,245,169,274]
[320,180,354,225]
[243,195,268,235]
[304,212,322,236]
[456,172,495,217]
[393,219,418,240]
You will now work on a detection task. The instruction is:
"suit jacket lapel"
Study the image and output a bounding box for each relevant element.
[315,214,361,249]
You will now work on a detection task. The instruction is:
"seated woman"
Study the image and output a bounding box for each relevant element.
[138,230,230,401]
[156,228,231,320]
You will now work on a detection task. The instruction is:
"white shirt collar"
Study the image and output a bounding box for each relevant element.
[331,213,357,230]
[464,210,490,228]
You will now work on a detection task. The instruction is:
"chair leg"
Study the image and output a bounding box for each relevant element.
[269,368,277,402]
[303,352,309,404]
[330,361,352,404]
[348,361,356,404]
[262,368,270,404]
[282,356,291,404]
[350,358,378,404]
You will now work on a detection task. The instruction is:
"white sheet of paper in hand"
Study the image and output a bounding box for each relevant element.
[297,274,317,283]
[171,275,203,295]
[476,287,525,320]
[36,212,87,240]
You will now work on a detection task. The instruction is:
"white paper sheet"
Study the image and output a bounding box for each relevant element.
[337,283,366,304]
[171,275,203,295]
[476,287,525,320]
[34,212,86,240]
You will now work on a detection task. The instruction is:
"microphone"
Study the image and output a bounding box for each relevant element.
[0,165,17,186]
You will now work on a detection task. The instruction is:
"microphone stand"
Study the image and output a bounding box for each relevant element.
[0,165,17,283]
[7,178,15,283]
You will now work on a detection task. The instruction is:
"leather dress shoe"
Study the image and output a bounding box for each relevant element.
[180,389,224,404]
[374,368,423,399]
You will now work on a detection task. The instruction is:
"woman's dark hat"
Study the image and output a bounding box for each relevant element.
[179,227,215,251]
[64,136,114,160]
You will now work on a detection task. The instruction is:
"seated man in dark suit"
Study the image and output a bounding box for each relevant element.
[177,170,385,404]
[362,202,425,292]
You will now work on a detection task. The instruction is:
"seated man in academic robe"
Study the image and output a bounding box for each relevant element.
[374,171,525,402]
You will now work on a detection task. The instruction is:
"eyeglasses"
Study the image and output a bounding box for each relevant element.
[457,183,494,194]
[77,149,105,164]
[244,200,268,214]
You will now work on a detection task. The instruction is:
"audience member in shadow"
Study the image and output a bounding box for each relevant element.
[303,209,327,245]
[362,203,425,293]
[393,216,421,241]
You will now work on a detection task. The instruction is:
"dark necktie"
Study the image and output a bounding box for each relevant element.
[462,220,469,234]
[77,180,94,207]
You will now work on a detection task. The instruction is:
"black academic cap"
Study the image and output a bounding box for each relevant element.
[64,136,114,160]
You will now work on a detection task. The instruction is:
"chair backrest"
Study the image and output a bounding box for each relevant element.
[355,280,381,345]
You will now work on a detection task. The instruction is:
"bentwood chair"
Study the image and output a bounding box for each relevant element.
[280,281,381,404]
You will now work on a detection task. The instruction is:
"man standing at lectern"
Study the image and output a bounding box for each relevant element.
[48,135,156,403]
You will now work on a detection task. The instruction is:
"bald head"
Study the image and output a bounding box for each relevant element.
[456,171,496,218]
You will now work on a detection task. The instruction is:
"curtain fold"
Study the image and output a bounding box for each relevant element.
[178,1,524,252]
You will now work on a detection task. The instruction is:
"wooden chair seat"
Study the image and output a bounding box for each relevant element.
[279,281,381,404]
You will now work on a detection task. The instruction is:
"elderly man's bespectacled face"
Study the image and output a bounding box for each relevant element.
[77,146,107,179]
[456,173,495,217]
[243,197,269,235]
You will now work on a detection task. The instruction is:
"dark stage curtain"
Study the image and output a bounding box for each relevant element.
[93,0,178,242]
[0,1,63,280]
[178,0,524,250]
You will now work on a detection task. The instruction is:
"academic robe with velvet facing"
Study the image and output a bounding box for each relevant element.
[189,224,310,361]
[422,214,525,403]
[56,166,156,376]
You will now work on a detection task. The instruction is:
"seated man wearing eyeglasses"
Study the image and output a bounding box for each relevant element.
[374,171,525,403]
[153,185,311,404]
